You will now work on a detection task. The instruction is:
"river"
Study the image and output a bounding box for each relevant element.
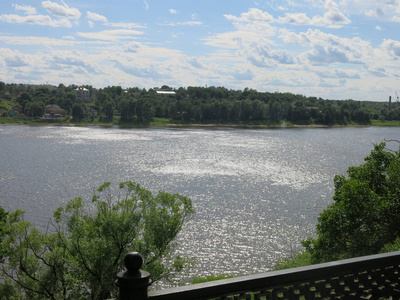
[0,125,398,282]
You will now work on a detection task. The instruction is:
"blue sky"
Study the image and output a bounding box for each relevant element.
[0,0,400,101]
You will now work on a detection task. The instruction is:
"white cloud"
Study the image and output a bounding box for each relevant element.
[144,0,149,10]
[169,9,178,14]
[392,16,400,22]
[231,68,254,80]
[120,41,182,59]
[50,50,99,74]
[164,21,203,26]
[225,3,350,29]
[278,13,313,25]
[12,4,37,15]
[88,21,95,28]
[0,14,72,27]
[280,29,373,65]
[123,41,144,53]
[241,43,296,68]
[340,0,400,22]
[85,12,144,29]
[4,54,30,67]
[365,8,385,17]
[62,36,75,40]
[87,11,108,23]
[0,35,109,46]
[108,22,146,29]
[315,68,361,79]
[224,8,274,23]
[0,48,34,68]
[367,66,388,77]
[41,1,81,19]
[278,0,351,27]
[205,11,276,51]
[381,39,400,58]
[305,44,355,64]
[77,29,144,41]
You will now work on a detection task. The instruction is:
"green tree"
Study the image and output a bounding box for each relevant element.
[0,206,7,261]
[303,142,400,263]
[136,98,154,123]
[71,103,84,120]
[101,101,114,121]
[119,98,136,121]
[0,182,194,299]
[17,92,32,105]
[24,101,45,117]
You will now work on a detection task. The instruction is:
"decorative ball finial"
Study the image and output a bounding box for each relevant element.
[124,252,143,272]
[116,252,151,299]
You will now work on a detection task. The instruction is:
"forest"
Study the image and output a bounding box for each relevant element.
[0,81,399,125]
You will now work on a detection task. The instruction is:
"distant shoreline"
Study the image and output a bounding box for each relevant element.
[0,122,393,129]
[2,116,400,128]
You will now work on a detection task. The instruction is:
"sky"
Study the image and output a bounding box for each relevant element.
[0,0,400,101]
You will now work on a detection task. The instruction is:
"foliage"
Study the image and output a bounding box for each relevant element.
[380,236,400,253]
[303,142,400,263]
[273,251,312,271]
[71,103,84,120]
[0,182,194,300]
[190,274,235,284]
[0,206,7,261]
[3,82,400,125]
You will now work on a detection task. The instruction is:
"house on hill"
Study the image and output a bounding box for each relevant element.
[43,104,66,120]
[74,87,91,102]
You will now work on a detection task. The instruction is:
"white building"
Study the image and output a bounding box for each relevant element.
[74,87,91,102]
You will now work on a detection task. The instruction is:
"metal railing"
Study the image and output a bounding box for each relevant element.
[115,251,400,300]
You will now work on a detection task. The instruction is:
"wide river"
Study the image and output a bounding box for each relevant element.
[0,125,398,283]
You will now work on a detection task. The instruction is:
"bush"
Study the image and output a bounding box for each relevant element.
[0,181,194,300]
[303,142,400,263]
[273,251,312,270]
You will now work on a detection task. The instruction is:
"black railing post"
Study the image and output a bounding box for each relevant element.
[116,252,151,300]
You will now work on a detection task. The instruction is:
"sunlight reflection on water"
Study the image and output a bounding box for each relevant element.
[1,126,399,285]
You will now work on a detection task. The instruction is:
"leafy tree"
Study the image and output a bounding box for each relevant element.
[119,98,136,121]
[351,108,370,123]
[24,101,45,117]
[101,101,114,121]
[303,142,400,263]
[0,206,7,261]
[17,92,32,105]
[136,98,154,123]
[0,182,194,300]
[71,103,84,120]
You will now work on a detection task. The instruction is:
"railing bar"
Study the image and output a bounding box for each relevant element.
[149,251,400,300]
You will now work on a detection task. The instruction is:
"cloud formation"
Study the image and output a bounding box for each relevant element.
[12,4,37,15]
[87,12,108,23]
[77,29,144,41]
[0,14,72,27]
[225,2,350,28]
[41,1,81,19]
[0,0,400,101]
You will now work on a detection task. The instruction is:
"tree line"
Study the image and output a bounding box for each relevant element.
[1,82,399,124]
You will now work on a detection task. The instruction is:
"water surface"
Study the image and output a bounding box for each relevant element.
[0,126,398,281]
